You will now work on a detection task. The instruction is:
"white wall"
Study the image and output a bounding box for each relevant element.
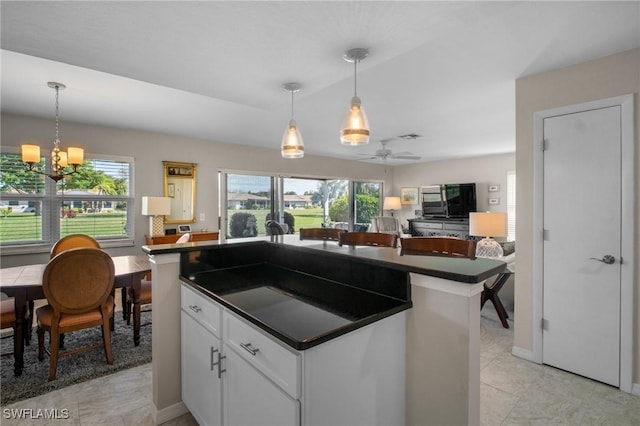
[0,112,390,267]
[515,48,639,383]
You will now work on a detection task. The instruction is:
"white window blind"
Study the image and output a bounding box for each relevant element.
[0,149,135,249]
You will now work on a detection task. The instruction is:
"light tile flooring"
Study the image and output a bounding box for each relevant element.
[2,305,639,425]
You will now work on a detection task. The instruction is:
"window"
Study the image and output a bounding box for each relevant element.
[220,171,382,240]
[506,170,516,241]
[0,149,134,252]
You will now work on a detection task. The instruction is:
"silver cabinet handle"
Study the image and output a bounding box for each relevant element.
[217,352,226,379]
[211,348,226,378]
[210,347,218,371]
[589,255,616,265]
[189,305,202,313]
[240,342,260,356]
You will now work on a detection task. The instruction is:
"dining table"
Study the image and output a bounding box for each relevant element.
[0,254,151,376]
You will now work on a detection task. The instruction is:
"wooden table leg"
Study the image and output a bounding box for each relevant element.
[13,294,26,376]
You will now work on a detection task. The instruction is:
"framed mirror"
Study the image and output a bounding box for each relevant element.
[163,161,197,224]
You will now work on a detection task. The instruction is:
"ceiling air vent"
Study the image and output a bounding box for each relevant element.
[397,133,422,140]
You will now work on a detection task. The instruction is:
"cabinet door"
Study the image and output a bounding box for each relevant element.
[223,345,299,426]
[182,311,222,426]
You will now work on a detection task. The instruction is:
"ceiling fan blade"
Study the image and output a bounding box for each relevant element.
[390,154,421,160]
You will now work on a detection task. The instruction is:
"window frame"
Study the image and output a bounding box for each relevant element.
[0,147,135,254]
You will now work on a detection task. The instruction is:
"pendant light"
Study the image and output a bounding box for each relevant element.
[340,48,370,146]
[21,82,84,181]
[281,82,304,158]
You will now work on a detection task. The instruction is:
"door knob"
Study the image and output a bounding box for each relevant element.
[589,255,615,265]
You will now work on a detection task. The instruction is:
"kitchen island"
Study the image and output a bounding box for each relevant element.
[143,236,506,425]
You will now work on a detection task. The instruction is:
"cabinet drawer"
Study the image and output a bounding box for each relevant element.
[224,312,300,399]
[414,222,443,230]
[181,285,222,338]
[444,223,469,231]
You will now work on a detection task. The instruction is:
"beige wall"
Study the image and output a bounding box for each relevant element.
[0,112,390,267]
[391,153,515,231]
[515,49,640,383]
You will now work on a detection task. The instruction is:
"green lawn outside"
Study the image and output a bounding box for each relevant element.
[226,207,324,236]
[0,213,127,242]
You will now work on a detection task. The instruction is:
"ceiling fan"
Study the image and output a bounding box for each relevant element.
[357,139,421,162]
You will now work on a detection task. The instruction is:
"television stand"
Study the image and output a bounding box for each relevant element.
[408,217,471,239]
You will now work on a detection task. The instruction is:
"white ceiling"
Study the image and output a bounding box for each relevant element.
[1,1,638,164]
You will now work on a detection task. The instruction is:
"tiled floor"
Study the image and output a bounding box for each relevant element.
[2,305,638,425]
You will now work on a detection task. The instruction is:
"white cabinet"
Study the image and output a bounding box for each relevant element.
[181,285,223,426]
[181,312,222,426]
[181,283,405,426]
[224,346,299,426]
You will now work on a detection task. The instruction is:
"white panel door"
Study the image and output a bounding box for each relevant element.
[542,106,622,386]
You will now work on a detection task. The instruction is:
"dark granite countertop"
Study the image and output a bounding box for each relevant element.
[181,262,410,350]
[143,235,506,284]
[145,236,505,350]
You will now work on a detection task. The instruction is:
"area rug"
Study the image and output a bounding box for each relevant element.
[0,311,151,405]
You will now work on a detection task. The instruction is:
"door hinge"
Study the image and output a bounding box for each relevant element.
[542,139,548,151]
[543,229,550,241]
[541,318,549,330]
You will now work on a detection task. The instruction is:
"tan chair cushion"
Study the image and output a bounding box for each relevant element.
[37,296,114,332]
[139,280,152,304]
[0,298,16,328]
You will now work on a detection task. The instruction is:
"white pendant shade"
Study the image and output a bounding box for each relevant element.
[281,82,304,159]
[340,95,371,145]
[281,119,304,158]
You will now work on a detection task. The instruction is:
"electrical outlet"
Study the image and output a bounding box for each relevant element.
[199,213,205,221]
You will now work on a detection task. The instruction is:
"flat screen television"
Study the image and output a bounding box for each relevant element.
[421,183,477,218]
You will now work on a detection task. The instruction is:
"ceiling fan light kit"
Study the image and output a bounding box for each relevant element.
[340,47,371,146]
[281,82,304,159]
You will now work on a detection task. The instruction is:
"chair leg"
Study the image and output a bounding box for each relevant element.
[101,315,114,365]
[37,326,45,361]
[48,329,60,381]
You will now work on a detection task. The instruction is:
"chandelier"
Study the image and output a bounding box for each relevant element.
[21,82,84,182]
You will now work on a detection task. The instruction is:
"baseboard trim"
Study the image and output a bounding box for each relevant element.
[511,346,536,362]
[632,383,640,396]
[153,401,188,425]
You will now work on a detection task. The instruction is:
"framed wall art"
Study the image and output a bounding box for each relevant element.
[401,187,419,205]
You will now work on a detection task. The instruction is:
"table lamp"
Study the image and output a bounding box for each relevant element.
[469,212,507,258]
[142,196,171,237]
[383,196,402,217]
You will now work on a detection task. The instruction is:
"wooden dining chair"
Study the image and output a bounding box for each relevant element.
[338,231,398,248]
[299,228,346,242]
[399,237,477,258]
[1,296,22,376]
[37,247,115,381]
[22,234,104,346]
[126,272,152,346]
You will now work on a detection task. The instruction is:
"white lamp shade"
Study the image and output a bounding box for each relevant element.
[21,144,40,163]
[340,96,370,145]
[281,119,304,158]
[142,196,171,216]
[67,147,84,165]
[469,212,507,237]
[383,196,402,211]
